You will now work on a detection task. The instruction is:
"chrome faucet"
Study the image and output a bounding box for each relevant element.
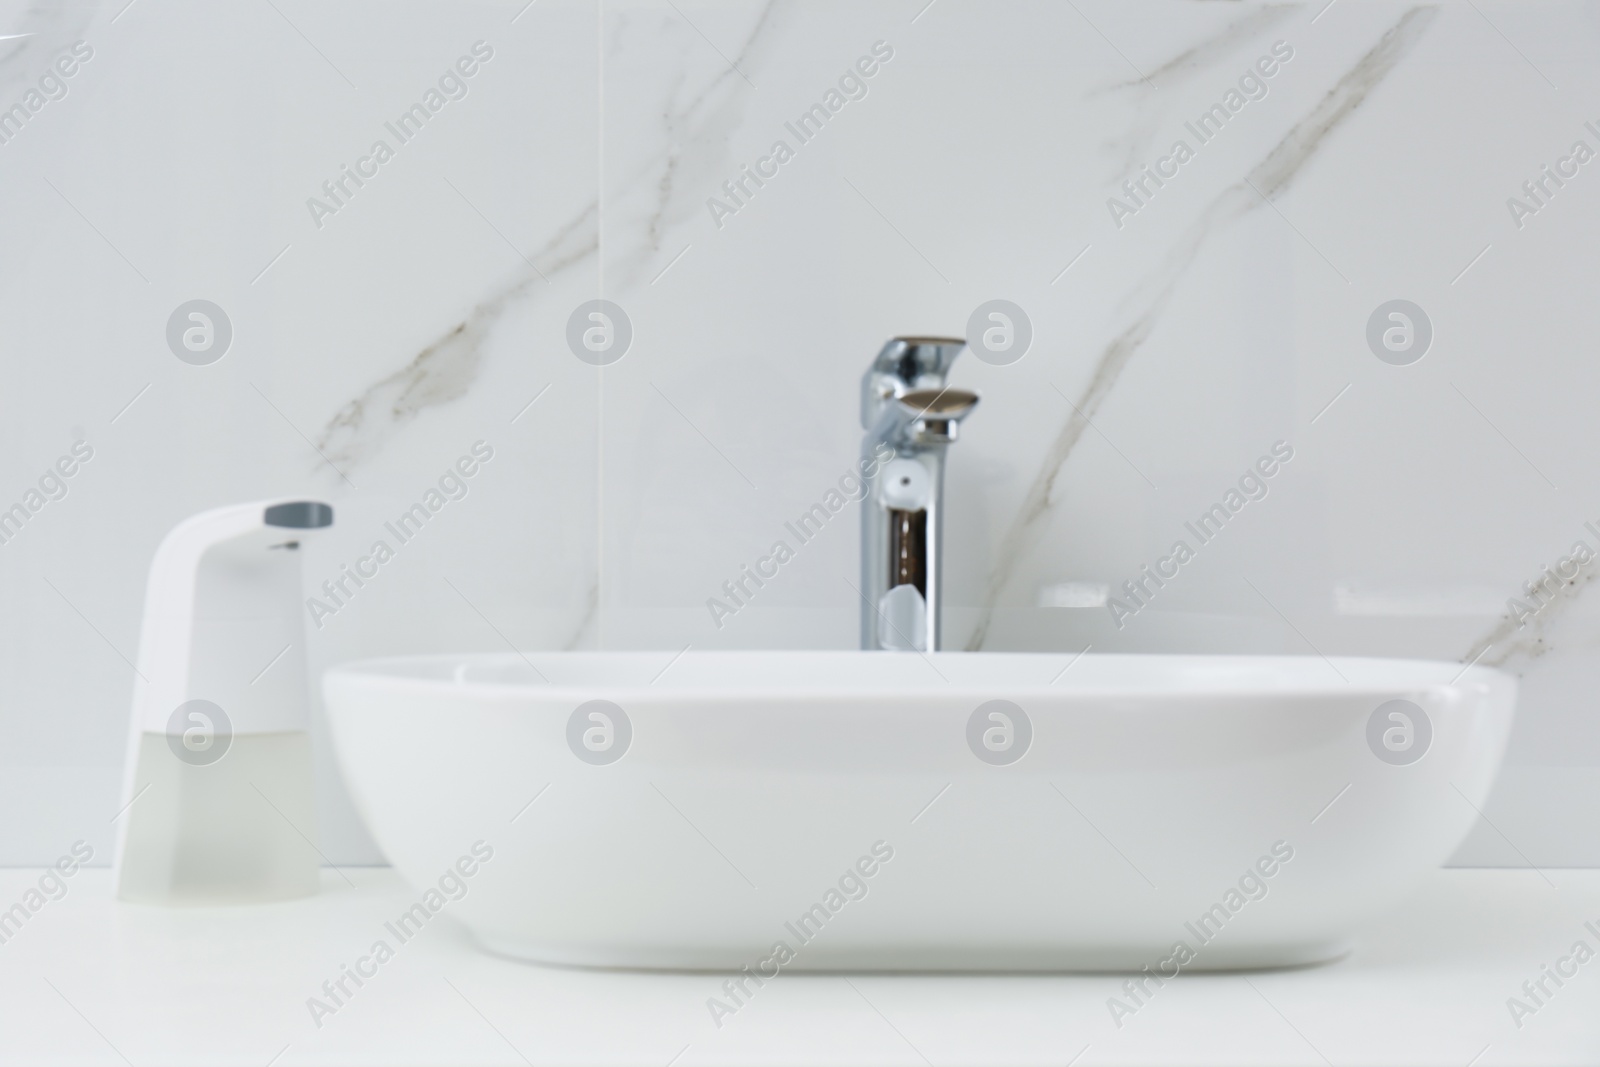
[860,337,979,652]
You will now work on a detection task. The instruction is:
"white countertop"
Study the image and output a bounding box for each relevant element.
[1,868,1596,1066]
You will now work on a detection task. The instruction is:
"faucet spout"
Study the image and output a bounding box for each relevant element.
[860,338,979,652]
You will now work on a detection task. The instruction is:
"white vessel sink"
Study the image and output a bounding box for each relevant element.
[324,652,1514,971]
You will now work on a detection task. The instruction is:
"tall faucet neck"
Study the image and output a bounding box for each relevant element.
[860,336,977,654]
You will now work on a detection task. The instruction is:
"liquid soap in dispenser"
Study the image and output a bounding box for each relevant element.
[113,500,333,904]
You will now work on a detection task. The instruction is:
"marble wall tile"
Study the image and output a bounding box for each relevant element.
[2,0,1597,866]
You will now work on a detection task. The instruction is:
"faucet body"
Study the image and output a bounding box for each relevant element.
[860,338,978,652]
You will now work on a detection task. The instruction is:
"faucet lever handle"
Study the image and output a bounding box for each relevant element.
[896,388,979,418]
[862,336,968,429]
[896,388,980,445]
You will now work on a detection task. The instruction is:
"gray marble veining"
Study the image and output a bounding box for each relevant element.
[1104,3,1299,176]
[310,0,782,474]
[966,5,1440,651]
[0,2,94,97]
[313,203,597,470]
[1464,569,1600,669]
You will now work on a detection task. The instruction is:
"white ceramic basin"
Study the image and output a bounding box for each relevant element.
[324,652,1514,971]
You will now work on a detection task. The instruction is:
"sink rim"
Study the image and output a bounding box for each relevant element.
[325,650,1514,702]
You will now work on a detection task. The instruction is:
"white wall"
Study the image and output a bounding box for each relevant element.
[2,0,1597,867]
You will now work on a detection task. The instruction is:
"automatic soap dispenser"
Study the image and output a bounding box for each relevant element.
[113,499,333,904]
